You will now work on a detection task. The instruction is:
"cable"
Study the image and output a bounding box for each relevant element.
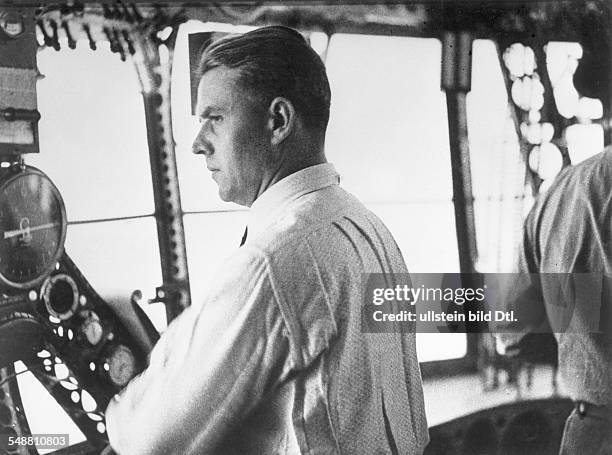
[67,213,155,226]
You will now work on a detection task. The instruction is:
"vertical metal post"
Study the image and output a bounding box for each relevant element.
[143,90,191,322]
[441,30,481,361]
[441,31,477,275]
[134,28,191,322]
[445,92,477,274]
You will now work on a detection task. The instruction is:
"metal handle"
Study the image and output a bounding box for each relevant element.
[0,108,40,122]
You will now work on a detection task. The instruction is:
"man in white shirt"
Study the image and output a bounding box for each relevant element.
[498,149,612,454]
[106,25,429,454]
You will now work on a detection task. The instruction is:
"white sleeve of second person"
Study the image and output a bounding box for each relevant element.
[105,246,294,454]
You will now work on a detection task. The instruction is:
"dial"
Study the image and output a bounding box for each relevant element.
[0,11,25,39]
[42,274,78,320]
[106,344,136,388]
[0,167,67,289]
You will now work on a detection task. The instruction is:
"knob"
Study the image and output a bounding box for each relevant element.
[80,311,103,345]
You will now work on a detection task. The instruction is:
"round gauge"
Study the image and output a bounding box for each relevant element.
[42,274,78,320]
[106,344,136,388]
[0,167,67,289]
[0,11,25,39]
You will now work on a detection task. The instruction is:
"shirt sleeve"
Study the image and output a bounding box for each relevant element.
[105,246,294,454]
[496,206,549,348]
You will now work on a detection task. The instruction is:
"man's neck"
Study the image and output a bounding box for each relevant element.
[246,130,327,207]
[272,155,327,184]
[250,142,326,206]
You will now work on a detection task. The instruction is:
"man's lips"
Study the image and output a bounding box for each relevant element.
[208,168,220,180]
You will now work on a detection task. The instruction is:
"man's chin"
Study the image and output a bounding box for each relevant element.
[217,189,250,207]
[217,187,237,204]
[218,189,231,202]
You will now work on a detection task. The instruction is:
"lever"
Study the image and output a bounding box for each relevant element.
[36,20,54,48]
[0,108,41,122]
[61,21,76,49]
[48,20,60,50]
[83,24,96,50]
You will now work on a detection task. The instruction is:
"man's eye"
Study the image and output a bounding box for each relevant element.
[198,115,222,125]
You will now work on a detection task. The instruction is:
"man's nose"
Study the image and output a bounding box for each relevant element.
[192,125,212,156]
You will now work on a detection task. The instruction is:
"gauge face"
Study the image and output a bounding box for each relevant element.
[0,168,67,289]
[0,11,25,39]
[42,274,78,320]
[107,345,136,388]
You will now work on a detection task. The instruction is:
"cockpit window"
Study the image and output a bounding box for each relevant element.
[27,41,166,331]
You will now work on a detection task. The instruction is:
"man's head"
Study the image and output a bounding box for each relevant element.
[192,26,331,206]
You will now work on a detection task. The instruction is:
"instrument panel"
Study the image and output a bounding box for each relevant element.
[37,254,148,394]
[0,164,156,449]
[0,5,186,452]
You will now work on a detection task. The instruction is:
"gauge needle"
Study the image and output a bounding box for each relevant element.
[3,222,60,239]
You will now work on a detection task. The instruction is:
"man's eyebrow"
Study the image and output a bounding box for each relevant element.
[198,105,225,118]
[198,106,211,118]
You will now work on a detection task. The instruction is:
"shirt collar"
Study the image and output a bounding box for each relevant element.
[246,163,340,241]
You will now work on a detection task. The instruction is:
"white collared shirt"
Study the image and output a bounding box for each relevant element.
[498,149,612,407]
[106,163,429,454]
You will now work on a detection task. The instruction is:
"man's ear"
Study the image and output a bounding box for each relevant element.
[267,97,295,146]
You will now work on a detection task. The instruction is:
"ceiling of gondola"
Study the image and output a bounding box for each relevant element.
[25,1,610,41]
